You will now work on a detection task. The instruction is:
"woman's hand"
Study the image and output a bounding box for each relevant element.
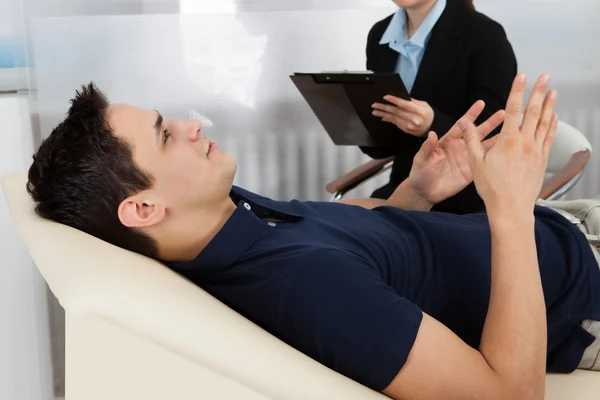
[372,96,435,137]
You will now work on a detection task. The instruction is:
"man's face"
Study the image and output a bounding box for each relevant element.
[107,104,237,226]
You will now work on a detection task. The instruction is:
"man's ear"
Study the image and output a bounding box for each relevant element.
[118,194,166,229]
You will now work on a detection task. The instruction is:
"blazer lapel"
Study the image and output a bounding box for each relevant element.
[378,43,399,73]
[411,0,466,100]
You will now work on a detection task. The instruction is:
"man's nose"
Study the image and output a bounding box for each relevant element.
[187,120,202,142]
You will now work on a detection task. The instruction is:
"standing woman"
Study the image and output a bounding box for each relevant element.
[364,0,517,213]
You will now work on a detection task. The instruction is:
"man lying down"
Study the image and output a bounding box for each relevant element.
[27,73,599,400]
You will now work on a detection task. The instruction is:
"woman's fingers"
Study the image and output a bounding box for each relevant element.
[374,110,426,135]
[383,95,419,113]
[372,106,413,121]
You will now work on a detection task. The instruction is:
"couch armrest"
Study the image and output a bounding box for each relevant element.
[539,150,590,200]
[326,157,394,195]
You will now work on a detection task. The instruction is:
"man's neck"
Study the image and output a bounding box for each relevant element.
[405,0,439,37]
[157,198,238,262]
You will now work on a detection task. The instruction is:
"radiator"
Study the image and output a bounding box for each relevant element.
[225,128,384,201]
[227,108,600,202]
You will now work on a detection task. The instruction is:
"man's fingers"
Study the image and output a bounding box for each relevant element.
[460,120,484,162]
[503,73,527,133]
[521,73,551,136]
[419,131,439,159]
[477,110,505,140]
[535,89,558,146]
[482,134,499,153]
[446,100,485,138]
[543,113,558,159]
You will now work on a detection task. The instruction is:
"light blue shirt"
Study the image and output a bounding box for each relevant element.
[379,0,447,94]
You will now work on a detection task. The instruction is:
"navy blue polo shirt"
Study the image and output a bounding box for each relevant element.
[168,187,600,391]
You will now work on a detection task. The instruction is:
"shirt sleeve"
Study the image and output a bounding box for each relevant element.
[277,249,423,391]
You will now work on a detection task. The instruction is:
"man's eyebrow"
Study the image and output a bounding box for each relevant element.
[153,110,163,144]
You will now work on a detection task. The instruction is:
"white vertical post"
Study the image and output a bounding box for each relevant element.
[0,96,54,400]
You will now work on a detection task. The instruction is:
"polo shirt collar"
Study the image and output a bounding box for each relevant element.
[169,187,301,272]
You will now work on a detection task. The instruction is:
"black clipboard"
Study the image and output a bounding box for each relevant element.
[290,71,411,146]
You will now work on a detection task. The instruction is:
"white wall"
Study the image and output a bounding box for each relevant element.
[27,0,600,201]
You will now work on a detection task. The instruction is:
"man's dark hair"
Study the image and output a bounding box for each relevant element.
[26,83,159,258]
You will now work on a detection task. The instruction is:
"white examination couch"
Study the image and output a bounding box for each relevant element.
[2,172,599,400]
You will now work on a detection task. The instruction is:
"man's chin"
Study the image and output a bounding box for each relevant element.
[227,158,238,176]
[223,161,237,186]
